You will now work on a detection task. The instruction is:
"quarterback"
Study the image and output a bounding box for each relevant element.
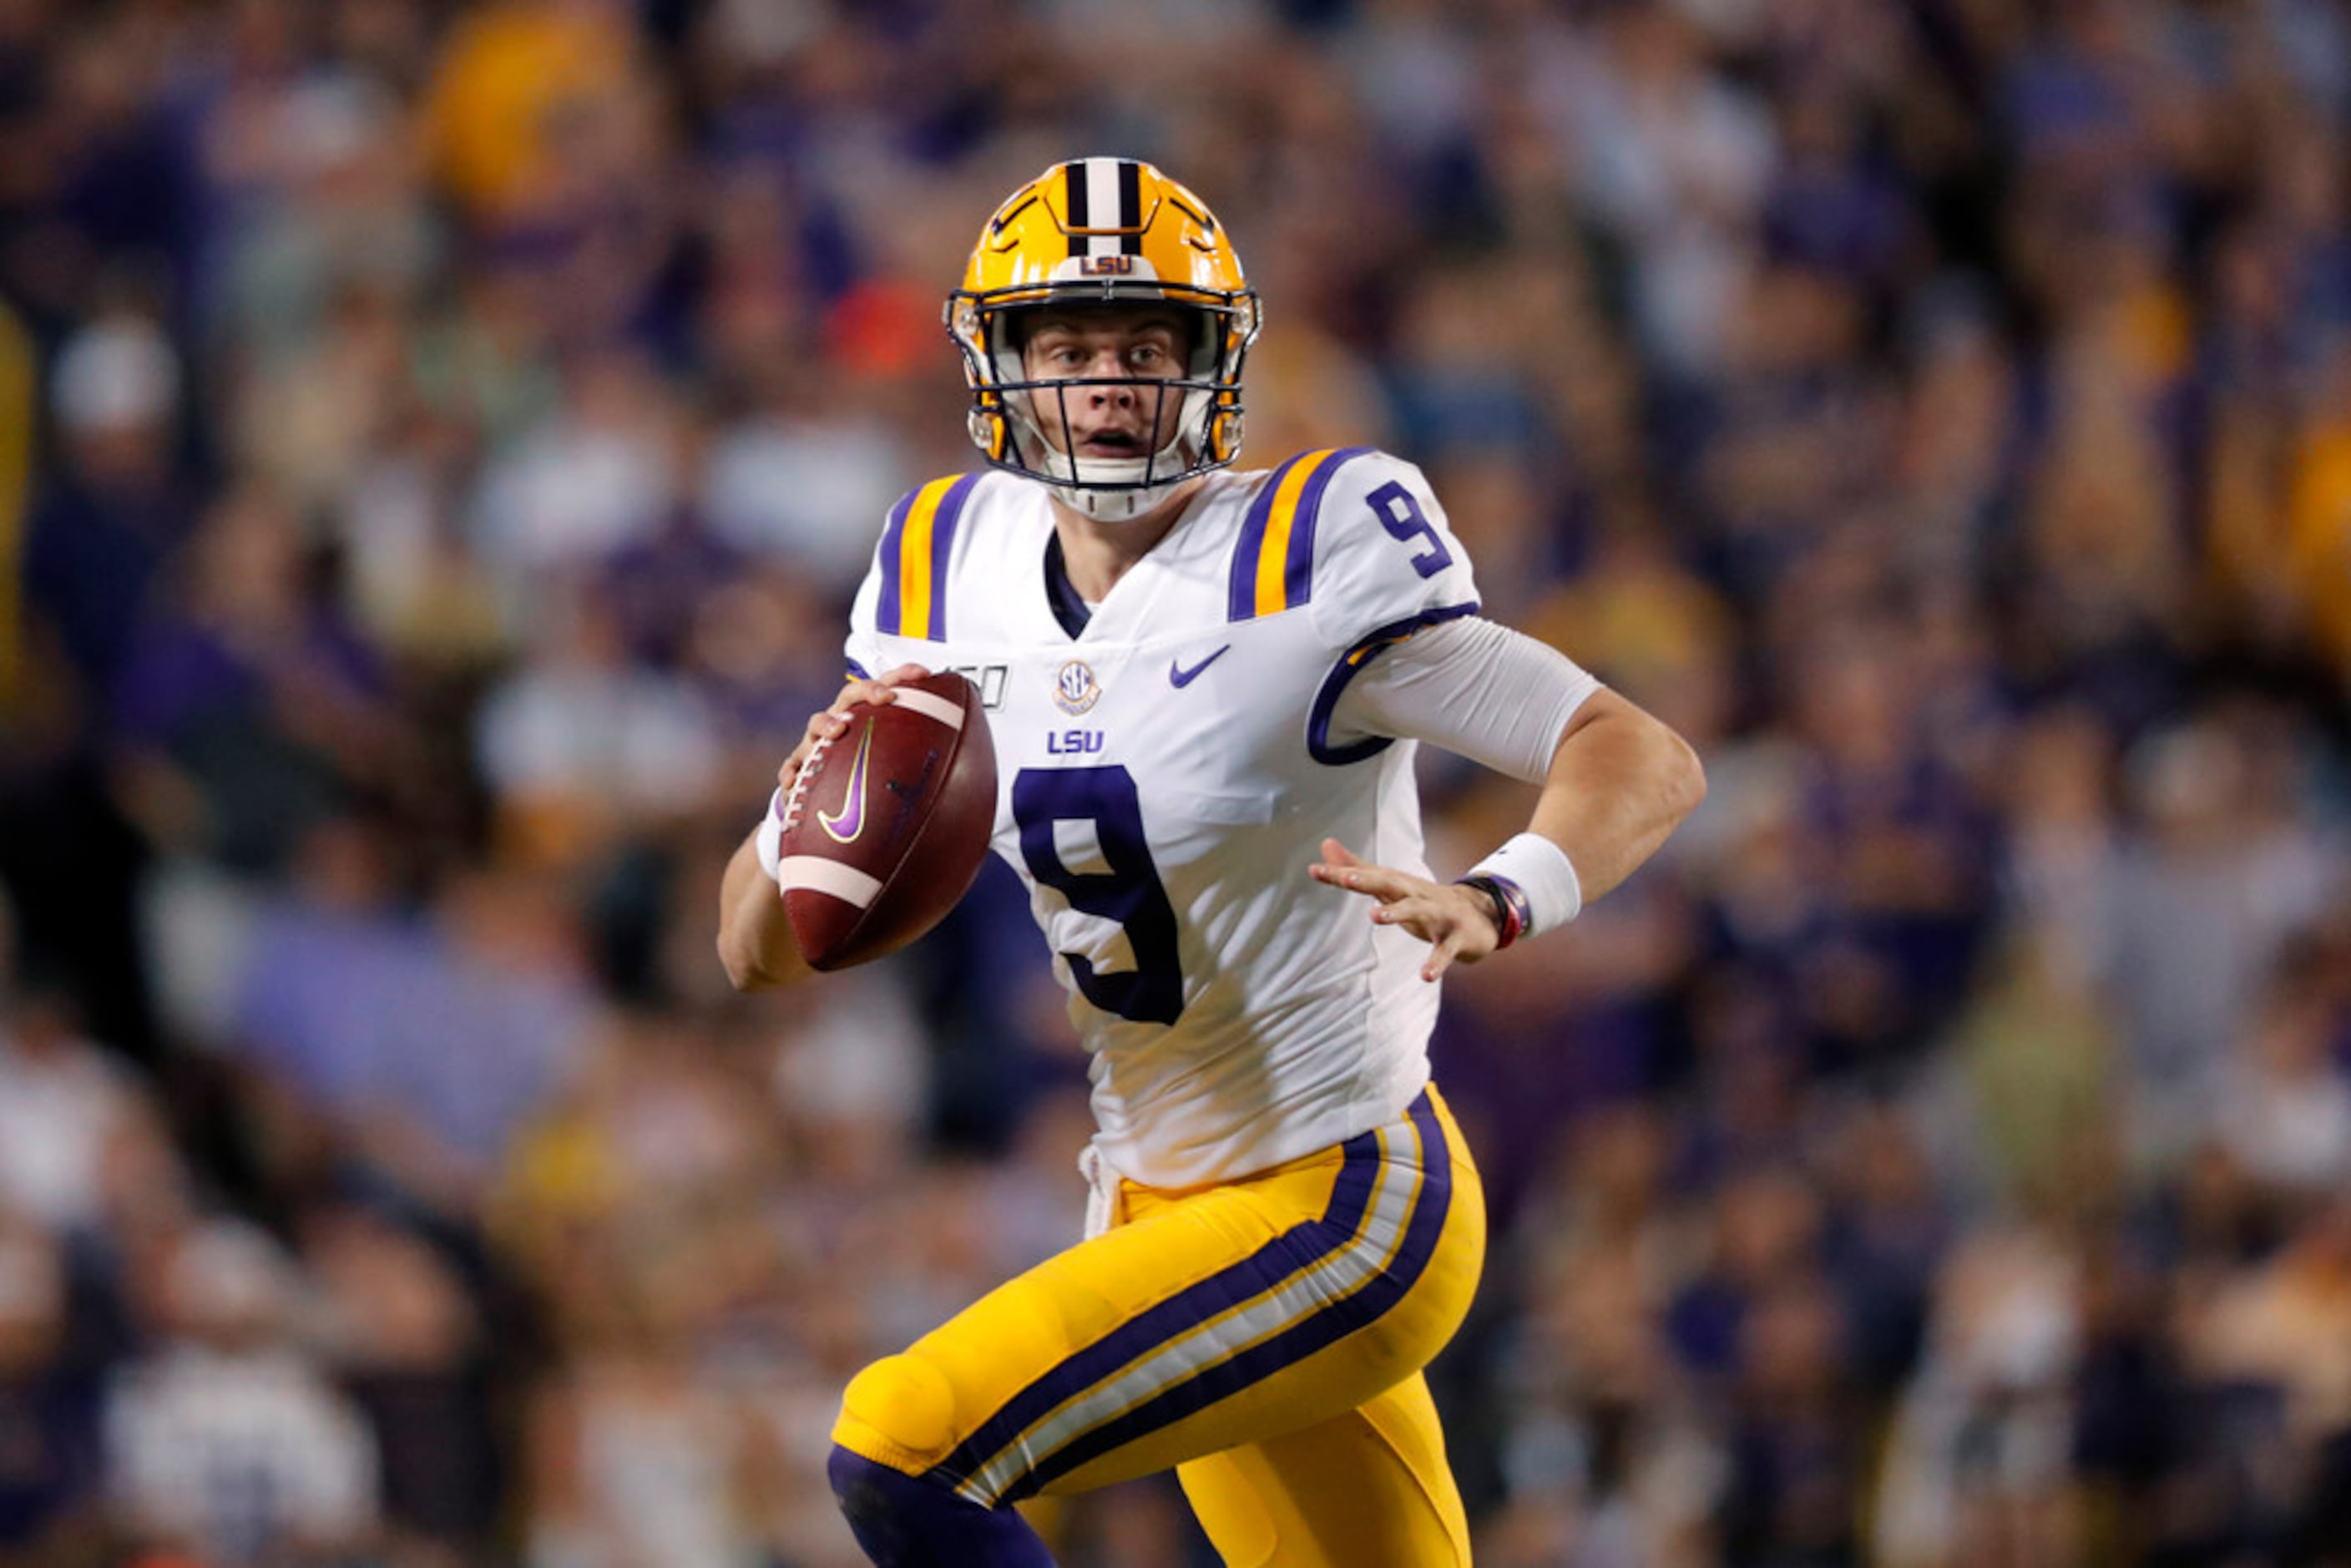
[719,159,1704,1565]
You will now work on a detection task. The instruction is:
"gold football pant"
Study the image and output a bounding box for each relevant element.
[831,1085,1486,1565]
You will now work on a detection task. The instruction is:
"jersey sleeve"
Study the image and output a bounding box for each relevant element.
[1300,450,1480,653]
[1327,615,1600,778]
[1273,450,1485,764]
[844,559,883,681]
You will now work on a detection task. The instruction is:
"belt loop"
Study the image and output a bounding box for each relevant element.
[1078,1142,1126,1239]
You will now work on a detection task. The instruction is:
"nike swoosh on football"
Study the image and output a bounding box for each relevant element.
[1169,646,1231,687]
[818,723,876,843]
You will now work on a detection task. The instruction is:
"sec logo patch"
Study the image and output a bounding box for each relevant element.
[1054,660,1101,715]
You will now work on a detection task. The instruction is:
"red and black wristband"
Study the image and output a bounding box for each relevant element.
[1454,873,1531,950]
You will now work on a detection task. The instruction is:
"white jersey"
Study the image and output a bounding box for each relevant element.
[846,448,1482,1189]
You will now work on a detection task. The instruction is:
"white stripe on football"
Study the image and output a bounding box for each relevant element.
[776,857,883,909]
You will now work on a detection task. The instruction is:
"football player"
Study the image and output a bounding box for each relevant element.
[718,158,1705,1566]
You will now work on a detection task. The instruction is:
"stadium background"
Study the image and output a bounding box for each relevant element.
[3,0,2351,1563]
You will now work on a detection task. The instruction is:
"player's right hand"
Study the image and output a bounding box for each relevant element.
[778,665,931,802]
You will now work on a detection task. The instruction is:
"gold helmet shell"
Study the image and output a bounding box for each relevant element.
[945,159,1261,518]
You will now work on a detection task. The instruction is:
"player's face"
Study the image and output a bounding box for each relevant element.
[1018,307,1192,460]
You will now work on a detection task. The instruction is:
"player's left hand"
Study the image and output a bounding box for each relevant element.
[1309,837,1502,983]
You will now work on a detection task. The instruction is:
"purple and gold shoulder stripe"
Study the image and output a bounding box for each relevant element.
[877,473,983,642]
[1226,448,1373,621]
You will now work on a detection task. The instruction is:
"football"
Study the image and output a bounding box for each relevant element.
[776,671,998,971]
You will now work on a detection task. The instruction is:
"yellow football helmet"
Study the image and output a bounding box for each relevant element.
[947,158,1261,519]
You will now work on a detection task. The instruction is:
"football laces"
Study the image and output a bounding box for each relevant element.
[782,728,838,831]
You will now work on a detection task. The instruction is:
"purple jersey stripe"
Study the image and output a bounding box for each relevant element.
[1280,446,1372,611]
[929,1118,1388,1490]
[1004,1094,1456,1502]
[927,474,980,641]
[873,489,915,636]
[1226,453,1309,622]
[1305,601,1481,766]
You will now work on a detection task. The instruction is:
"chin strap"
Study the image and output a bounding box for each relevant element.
[1046,474,1189,520]
[1025,427,1196,518]
[1004,377,1210,518]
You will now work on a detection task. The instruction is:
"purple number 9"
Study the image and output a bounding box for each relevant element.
[1368,481,1453,579]
[1013,766,1185,1025]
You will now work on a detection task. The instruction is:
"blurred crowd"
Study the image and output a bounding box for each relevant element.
[2,0,2349,1564]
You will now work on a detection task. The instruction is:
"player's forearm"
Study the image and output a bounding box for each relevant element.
[717,832,815,990]
[1527,692,1705,903]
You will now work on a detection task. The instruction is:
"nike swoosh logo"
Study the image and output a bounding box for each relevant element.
[818,723,876,843]
[1169,646,1231,688]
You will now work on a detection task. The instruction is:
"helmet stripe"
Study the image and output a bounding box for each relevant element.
[1083,159,1123,258]
[1166,190,1215,232]
[990,191,1039,235]
[1063,162,1088,259]
[1118,159,1143,254]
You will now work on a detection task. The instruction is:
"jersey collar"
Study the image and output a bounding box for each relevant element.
[1043,531,1093,638]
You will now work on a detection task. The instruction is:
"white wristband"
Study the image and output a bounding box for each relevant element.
[753,787,786,883]
[1467,832,1582,936]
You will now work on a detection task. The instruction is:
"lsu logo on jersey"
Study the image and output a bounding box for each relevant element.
[1054,660,1101,715]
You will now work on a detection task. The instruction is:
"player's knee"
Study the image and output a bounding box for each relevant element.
[830,1442,1054,1565]
[832,1351,962,1466]
[827,1442,963,1548]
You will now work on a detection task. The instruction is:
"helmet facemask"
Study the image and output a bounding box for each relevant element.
[948,281,1259,521]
